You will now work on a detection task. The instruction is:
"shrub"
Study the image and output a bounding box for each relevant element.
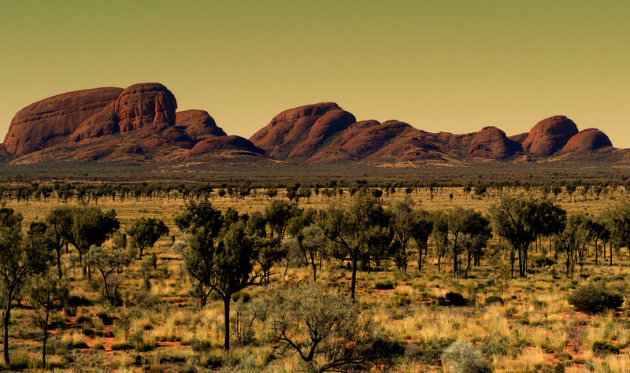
[592,341,620,356]
[441,339,493,373]
[568,283,624,314]
[439,292,468,307]
[485,295,503,305]
[375,280,396,290]
[111,341,134,351]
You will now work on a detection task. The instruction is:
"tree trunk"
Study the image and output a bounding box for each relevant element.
[351,253,358,302]
[223,296,231,351]
[56,246,63,279]
[3,294,11,367]
[595,239,599,265]
[610,244,613,266]
[510,249,515,278]
[310,256,317,282]
[42,310,49,368]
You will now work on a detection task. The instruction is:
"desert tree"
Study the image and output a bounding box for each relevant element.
[431,211,450,271]
[588,218,610,265]
[491,196,565,277]
[265,284,396,372]
[127,217,169,259]
[319,192,388,301]
[0,211,51,366]
[67,208,119,278]
[177,205,259,351]
[85,246,131,304]
[174,201,224,308]
[390,199,434,272]
[286,209,327,281]
[264,199,299,239]
[601,202,630,266]
[445,207,490,278]
[555,214,591,275]
[46,207,76,278]
[27,269,69,368]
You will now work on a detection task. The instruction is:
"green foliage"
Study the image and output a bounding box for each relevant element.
[592,341,620,356]
[568,283,624,314]
[0,208,54,366]
[127,217,169,258]
[375,280,396,290]
[491,196,566,277]
[85,246,131,305]
[68,208,119,263]
[439,292,468,307]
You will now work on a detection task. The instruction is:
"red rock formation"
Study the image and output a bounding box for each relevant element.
[468,126,522,160]
[69,83,177,142]
[249,102,356,159]
[3,83,264,163]
[563,128,612,153]
[522,116,578,156]
[4,87,123,155]
[188,136,264,157]
[175,110,226,139]
[309,120,412,162]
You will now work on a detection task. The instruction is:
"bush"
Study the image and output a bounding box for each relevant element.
[375,280,396,290]
[485,295,503,305]
[592,341,620,356]
[111,341,134,350]
[568,283,624,314]
[441,339,493,373]
[439,292,468,307]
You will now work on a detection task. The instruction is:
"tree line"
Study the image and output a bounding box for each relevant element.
[0,178,628,204]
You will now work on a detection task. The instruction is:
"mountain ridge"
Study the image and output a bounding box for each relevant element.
[1,82,621,166]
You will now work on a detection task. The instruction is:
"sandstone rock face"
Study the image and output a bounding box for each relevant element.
[116,83,177,133]
[563,129,612,152]
[522,116,578,156]
[175,110,226,139]
[468,126,522,160]
[2,89,622,165]
[4,87,123,156]
[69,83,177,142]
[249,102,356,159]
[2,83,264,163]
[309,120,412,162]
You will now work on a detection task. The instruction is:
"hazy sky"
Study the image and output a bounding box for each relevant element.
[2,1,629,146]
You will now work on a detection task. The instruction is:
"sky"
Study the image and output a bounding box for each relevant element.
[1,0,630,146]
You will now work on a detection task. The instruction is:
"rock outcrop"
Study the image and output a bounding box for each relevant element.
[2,88,620,166]
[175,110,226,139]
[249,102,356,159]
[563,129,613,153]
[4,87,123,156]
[2,83,264,163]
[522,116,579,156]
[69,83,178,142]
[250,103,529,163]
[468,126,522,160]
